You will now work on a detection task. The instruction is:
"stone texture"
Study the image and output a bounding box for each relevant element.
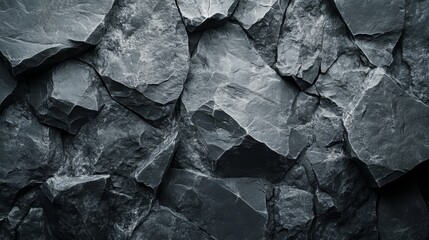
[177,0,239,32]
[28,60,102,134]
[345,69,429,187]
[16,208,47,240]
[0,62,16,111]
[160,168,268,240]
[86,0,189,122]
[0,0,114,75]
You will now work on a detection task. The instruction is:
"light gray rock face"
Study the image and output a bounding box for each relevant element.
[275,186,314,239]
[333,0,405,66]
[0,62,16,111]
[180,23,300,180]
[160,168,268,240]
[86,0,189,122]
[276,0,355,87]
[233,0,289,66]
[42,175,110,240]
[0,101,62,221]
[402,0,429,104]
[16,208,47,240]
[28,60,102,134]
[345,69,429,187]
[177,0,239,32]
[131,206,214,240]
[0,0,114,76]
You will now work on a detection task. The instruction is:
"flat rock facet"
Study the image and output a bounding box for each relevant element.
[29,60,102,134]
[0,0,114,75]
[160,168,268,240]
[87,0,189,122]
[177,0,239,32]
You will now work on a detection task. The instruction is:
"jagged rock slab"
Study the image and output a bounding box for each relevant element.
[402,0,429,104]
[42,175,110,240]
[177,0,239,32]
[180,23,300,180]
[131,206,214,240]
[232,0,289,66]
[16,208,47,240]
[28,60,102,134]
[378,178,429,240]
[159,168,268,240]
[276,0,355,87]
[86,0,189,122]
[0,101,62,221]
[345,69,429,187]
[0,62,16,111]
[0,0,114,76]
[275,186,314,239]
[333,0,405,66]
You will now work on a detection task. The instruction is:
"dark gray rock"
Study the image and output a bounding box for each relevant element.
[0,101,62,221]
[345,69,429,187]
[274,186,314,239]
[28,60,102,134]
[402,0,429,104]
[159,168,268,240]
[333,0,405,66]
[0,0,114,76]
[86,0,189,122]
[42,175,109,240]
[177,0,239,32]
[180,23,300,180]
[131,206,214,240]
[0,62,16,111]
[378,178,429,240]
[233,0,289,66]
[17,208,47,240]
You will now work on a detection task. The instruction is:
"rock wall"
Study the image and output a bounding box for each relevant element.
[0,0,428,239]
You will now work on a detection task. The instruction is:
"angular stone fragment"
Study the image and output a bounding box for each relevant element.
[345,69,429,187]
[42,175,109,240]
[86,0,189,122]
[275,186,314,239]
[0,62,16,111]
[131,206,214,240]
[28,60,102,134]
[378,178,429,240]
[134,131,178,190]
[181,23,299,180]
[17,208,47,240]
[333,0,405,66]
[276,0,355,87]
[233,0,289,66]
[177,0,239,32]
[159,168,268,240]
[402,0,429,104]
[0,101,62,220]
[0,0,114,76]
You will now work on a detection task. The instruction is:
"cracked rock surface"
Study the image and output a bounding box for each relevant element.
[0,0,428,239]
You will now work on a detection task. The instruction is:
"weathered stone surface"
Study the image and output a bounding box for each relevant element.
[180,23,300,180]
[345,69,429,187]
[131,206,214,240]
[42,175,109,240]
[16,208,47,240]
[86,0,189,122]
[28,60,102,134]
[233,0,289,66]
[177,0,239,32]
[378,178,429,240]
[0,62,16,111]
[333,0,405,66]
[0,101,62,220]
[159,168,268,240]
[0,0,114,75]
[402,0,429,104]
[275,186,314,239]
